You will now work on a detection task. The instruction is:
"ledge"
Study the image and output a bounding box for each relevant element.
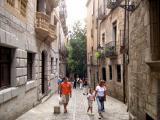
[146,61,160,72]
[25,80,36,92]
[0,87,18,104]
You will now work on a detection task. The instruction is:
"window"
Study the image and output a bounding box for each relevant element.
[91,28,93,38]
[27,53,33,81]
[51,57,54,73]
[18,0,28,17]
[0,46,11,89]
[117,65,121,82]
[56,58,58,70]
[36,0,40,12]
[6,0,15,7]
[102,67,106,81]
[109,65,112,80]
[112,21,117,42]
[102,33,105,44]
[150,0,160,60]
[54,16,57,26]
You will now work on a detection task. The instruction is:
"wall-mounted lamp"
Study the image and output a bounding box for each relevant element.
[106,0,141,12]
[97,43,104,51]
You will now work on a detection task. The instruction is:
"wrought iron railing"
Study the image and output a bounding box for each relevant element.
[104,41,117,57]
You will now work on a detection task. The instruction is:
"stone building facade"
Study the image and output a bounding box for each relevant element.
[127,0,160,119]
[86,0,126,102]
[58,0,68,78]
[0,0,67,120]
[86,0,98,88]
[87,0,160,119]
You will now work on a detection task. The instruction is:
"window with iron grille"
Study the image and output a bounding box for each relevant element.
[109,65,112,80]
[27,53,33,81]
[0,46,11,89]
[117,64,121,82]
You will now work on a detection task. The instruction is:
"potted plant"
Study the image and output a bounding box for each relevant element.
[95,51,101,59]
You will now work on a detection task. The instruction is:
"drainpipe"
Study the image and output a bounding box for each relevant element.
[122,0,127,104]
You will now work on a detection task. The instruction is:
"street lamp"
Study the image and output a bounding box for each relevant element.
[106,0,140,12]
[97,43,104,51]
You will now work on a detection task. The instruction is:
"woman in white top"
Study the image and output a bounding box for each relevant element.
[95,80,106,119]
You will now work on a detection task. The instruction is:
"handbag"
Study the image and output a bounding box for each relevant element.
[98,96,105,102]
[59,95,66,105]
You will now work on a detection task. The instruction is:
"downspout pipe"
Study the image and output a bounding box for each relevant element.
[123,0,127,104]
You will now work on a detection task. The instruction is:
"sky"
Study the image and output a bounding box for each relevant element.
[66,0,87,31]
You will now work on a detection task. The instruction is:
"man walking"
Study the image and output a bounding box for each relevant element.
[60,77,72,113]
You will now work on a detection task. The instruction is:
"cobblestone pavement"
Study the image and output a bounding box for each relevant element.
[16,88,129,120]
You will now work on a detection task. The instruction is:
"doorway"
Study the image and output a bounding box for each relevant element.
[41,51,48,94]
[102,67,106,81]
[146,113,154,120]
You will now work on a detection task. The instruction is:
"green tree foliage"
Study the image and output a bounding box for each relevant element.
[67,21,87,78]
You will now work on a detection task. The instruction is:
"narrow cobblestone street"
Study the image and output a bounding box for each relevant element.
[16,88,129,120]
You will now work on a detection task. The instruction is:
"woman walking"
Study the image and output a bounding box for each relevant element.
[95,80,106,119]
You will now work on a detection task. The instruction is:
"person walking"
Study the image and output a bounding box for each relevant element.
[87,88,95,115]
[60,77,72,113]
[57,76,62,94]
[79,78,83,89]
[95,80,106,119]
[83,79,88,95]
[73,78,77,89]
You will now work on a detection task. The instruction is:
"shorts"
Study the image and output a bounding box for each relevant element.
[88,101,93,107]
[62,94,70,104]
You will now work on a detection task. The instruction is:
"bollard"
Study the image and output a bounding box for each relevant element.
[54,106,60,114]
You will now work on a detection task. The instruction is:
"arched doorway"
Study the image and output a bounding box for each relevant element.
[41,51,48,95]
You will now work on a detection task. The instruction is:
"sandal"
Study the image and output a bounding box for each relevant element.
[64,109,67,113]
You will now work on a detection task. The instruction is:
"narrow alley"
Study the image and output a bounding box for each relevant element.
[16,89,129,120]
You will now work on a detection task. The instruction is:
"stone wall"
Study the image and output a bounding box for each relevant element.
[99,6,125,102]
[0,0,59,120]
[128,0,159,119]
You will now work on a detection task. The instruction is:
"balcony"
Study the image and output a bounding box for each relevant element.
[48,24,57,42]
[35,12,49,38]
[104,41,117,58]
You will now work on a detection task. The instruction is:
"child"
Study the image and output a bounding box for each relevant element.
[87,88,95,115]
